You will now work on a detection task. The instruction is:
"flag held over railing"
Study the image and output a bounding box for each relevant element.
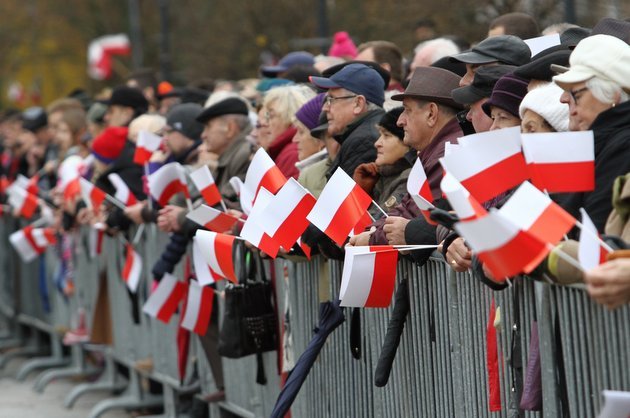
[440,172,487,222]
[9,226,56,263]
[122,243,142,293]
[190,165,222,207]
[186,204,239,233]
[180,280,214,335]
[194,230,237,283]
[148,162,190,207]
[142,273,187,323]
[407,157,436,224]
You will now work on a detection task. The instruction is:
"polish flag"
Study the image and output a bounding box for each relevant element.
[578,208,609,270]
[407,157,436,224]
[244,148,287,201]
[441,173,487,221]
[192,238,222,286]
[89,222,106,258]
[133,130,163,165]
[142,273,187,323]
[240,188,281,257]
[455,210,549,280]
[229,177,254,215]
[16,174,39,197]
[349,211,374,236]
[122,243,142,293]
[339,246,399,308]
[88,34,131,80]
[521,131,595,193]
[498,181,576,245]
[79,178,107,211]
[107,173,138,206]
[260,178,316,250]
[180,280,214,335]
[440,127,527,203]
[7,185,38,219]
[195,230,237,283]
[306,168,373,246]
[9,226,56,263]
[296,237,312,259]
[57,155,85,200]
[190,166,222,207]
[186,204,239,233]
[148,162,189,207]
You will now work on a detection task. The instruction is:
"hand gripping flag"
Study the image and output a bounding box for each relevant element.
[194,230,237,283]
[107,173,138,206]
[180,280,214,335]
[80,178,107,211]
[122,243,142,293]
[7,184,38,219]
[190,165,222,207]
[142,273,187,323]
[440,173,487,221]
[440,127,527,203]
[261,178,317,250]
[306,168,373,246]
[407,157,436,224]
[454,210,549,280]
[244,148,287,201]
[186,204,240,233]
[240,188,282,257]
[497,181,576,245]
[578,208,609,270]
[10,226,56,263]
[521,131,595,193]
[133,130,163,165]
[339,246,399,308]
[148,162,190,207]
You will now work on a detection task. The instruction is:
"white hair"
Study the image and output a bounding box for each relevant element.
[412,37,460,69]
[586,77,629,105]
[262,85,315,125]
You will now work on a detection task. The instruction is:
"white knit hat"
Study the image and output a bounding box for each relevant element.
[518,83,569,132]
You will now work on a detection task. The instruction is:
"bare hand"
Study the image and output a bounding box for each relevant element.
[585,259,630,309]
[383,216,409,246]
[124,202,146,225]
[446,237,472,272]
[348,230,372,247]
[157,205,185,232]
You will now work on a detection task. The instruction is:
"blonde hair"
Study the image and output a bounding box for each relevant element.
[128,114,166,142]
[262,85,315,126]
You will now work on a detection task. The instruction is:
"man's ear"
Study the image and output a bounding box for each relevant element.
[426,102,439,127]
[353,95,367,115]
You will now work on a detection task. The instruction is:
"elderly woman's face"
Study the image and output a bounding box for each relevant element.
[264,100,291,140]
[560,82,611,132]
[489,107,521,131]
[520,109,554,134]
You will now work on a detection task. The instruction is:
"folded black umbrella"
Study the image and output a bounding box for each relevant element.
[270,300,345,418]
[374,278,410,387]
[350,308,361,359]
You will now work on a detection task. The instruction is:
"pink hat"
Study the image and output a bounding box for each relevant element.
[328,31,357,59]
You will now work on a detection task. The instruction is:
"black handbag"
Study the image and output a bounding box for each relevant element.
[218,249,278,384]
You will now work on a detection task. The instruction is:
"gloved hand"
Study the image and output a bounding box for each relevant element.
[353,162,379,195]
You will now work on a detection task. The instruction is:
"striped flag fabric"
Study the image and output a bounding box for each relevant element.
[229,176,254,216]
[122,243,142,293]
[7,184,38,219]
[244,148,287,201]
[440,173,487,221]
[194,230,237,283]
[578,208,609,270]
[240,188,281,258]
[190,165,222,207]
[339,246,399,308]
[186,204,239,233]
[142,273,187,323]
[133,130,163,165]
[180,280,214,335]
[107,173,138,206]
[9,226,56,263]
[80,178,107,211]
[521,131,595,193]
[148,162,190,207]
[440,127,527,203]
[192,238,222,286]
[306,168,373,246]
[407,157,436,224]
[88,34,131,80]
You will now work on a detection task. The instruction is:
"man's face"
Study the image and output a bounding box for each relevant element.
[105,105,133,127]
[398,98,432,151]
[163,127,191,156]
[466,98,493,133]
[322,88,359,136]
[201,116,231,155]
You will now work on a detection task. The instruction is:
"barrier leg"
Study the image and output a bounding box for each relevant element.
[0,329,47,369]
[87,368,162,418]
[33,344,100,392]
[64,348,127,408]
[15,331,68,380]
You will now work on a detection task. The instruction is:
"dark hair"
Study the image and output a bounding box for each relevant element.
[357,41,403,83]
[126,68,158,90]
[489,12,540,40]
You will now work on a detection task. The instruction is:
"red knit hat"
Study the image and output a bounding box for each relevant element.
[91,126,128,163]
[328,31,357,59]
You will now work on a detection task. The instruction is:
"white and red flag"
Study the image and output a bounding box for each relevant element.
[440,127,527,203]
[521,131,595,193]
[497,181,576,245]
[578,208,610,270]
[407,157,436,224]
[133,130,162,165]
[192,238,222,286]
[9,226,56,263]
[454,210,549,280]
[194,230,237,283]
[440,173,487,221]
[190,166,222,207]
[89,222,106,258]
[244,148,287,201]
[180,280,214,335]
[339,246,399,308]
[306,168,373,246]
[16,174,39,197]
[79,178,107,211]
[186,204,240,233]
[122,243,142,293]
[240,188,281,257]
[142,273,187,323]
[260,178,316,250]
[229,177,254,215]
[107,173,138,206]
[57,155,85,200]
[148,162,189,207]
[7,184,38,219]
[88,34,131,80]
[349,211,374,237]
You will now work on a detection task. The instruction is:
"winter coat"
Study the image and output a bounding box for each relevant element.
[369,158,412,220]
[298,157,331,198]
[268,126,299,179]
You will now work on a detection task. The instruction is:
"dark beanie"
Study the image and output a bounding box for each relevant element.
[482,73,529,118]
[378,107,405,140]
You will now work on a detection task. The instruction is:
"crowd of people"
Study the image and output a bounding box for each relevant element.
[2,12,630,411]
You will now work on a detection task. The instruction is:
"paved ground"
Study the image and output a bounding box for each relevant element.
[0,354,130,418]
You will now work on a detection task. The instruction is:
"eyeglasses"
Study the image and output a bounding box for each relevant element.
[569,87,589,104]
[324,95,357,106]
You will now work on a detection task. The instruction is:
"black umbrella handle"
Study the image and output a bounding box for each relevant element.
[350,308,361,359]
